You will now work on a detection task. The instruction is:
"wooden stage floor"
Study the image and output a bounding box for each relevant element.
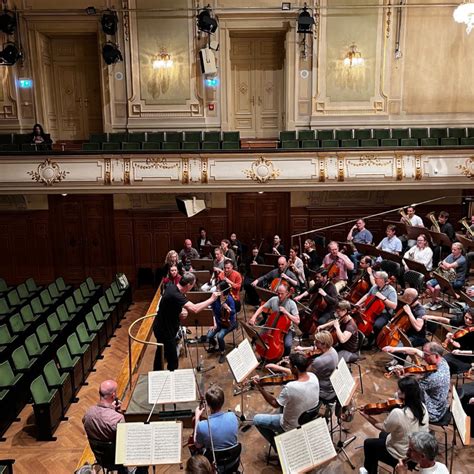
[0,288,473,473]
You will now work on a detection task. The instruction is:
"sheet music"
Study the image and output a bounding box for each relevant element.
[276,418,336,474]
[151,422,182,464]
[148,369,196,404]
[451,385,471,446]
[226,338,259,383]
[330,358,356,407]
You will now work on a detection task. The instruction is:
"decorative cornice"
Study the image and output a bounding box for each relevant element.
[242,156,280,183]
[26,158,69,186]
[134,157,179,170]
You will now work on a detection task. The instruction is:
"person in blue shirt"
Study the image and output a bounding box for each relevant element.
[194,385,239,451]
[207,281,237,363]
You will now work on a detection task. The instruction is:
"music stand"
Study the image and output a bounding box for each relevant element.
[407,226,429,241]
[186,291,212,303]
[191,259,213,271]
[403,258,430,278]
[428,230,452,248]
[432,272,458,314]
[353,242,378,258]
[200,244,218,258]
[456,233,474,250]
[263,253,279,267]
[187,308,214,370]
[250,264,274,279]
[191,270,212,287]
[336,241,354,256]
[383,220,408,236]
[458,290,474,307]
[255,286,277,302]
[240,321,269,355]
[378,249,403,264]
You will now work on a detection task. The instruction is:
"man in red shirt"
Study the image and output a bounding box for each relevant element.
[218,259,243,312]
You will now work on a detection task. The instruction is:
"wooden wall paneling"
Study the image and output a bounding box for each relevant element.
[114,212,135,283]
[30,215,55,283]
[133,218,154,269]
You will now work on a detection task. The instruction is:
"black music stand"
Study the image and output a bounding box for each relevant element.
[378,249,403,264]
[187,308,215,370]
[240,321,269,358]
[191,259,213,271]
[458,290,474,307]
[192,270,212,287]
[407,226,429,241]
[336,241,354,256]
[186,291,212,303]
[263,253,279,267]
[200,244,218,258]
[433,272,459,315]
[250,264,274,279]
[255,286,277,302]
[353,242,378,258]
[456,233,474,250]
[428,230,452,248]
[404,258,430,278]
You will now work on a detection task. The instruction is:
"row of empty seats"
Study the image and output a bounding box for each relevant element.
[0,276,131,440]
[82,130,241,151]
[280,127,474,149]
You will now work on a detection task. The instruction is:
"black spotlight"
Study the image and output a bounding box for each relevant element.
[297,6,315,34]
[0,42,21,65]
[101,9,118,35]
[0,10,16,35]
[197,7,218,34]
[102,42,122,65]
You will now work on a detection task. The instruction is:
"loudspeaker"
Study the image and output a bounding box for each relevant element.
[176,197,207,217]
[199,48,217,76]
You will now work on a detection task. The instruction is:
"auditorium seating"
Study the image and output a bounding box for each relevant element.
[0,274,131,440]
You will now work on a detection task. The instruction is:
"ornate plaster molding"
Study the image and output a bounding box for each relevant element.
[242,156,281,183]
[26,158,69,186]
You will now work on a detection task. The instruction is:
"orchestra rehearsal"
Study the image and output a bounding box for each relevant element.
[1,2,474,474]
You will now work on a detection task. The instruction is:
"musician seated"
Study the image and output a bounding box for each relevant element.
[179,239,200,271]
[221,239,237,267]
[272,234,285,256]
[424,306,474,374]
[229,232,243,261]
[162,264,182,291]
[217,259,243,312]
[201,247,226,292]
[194,385,239,452]
[400,206,425,250]
[403,234,433,271]
[322,241,354,293]
[356,271,398,341]
[425,242,467,311]
[302,238,322,274]
[347,218,373,268]
[251,256,298,292]
[394,431,449,474]
[295,268,338,326]
[431,211,455,267]
[459,381,474,438]
[360,377,429,474]
[377,224,402,257]
[382,342,450,422]
[157,250,184,287]
[288,245,306,290]
[249,284,300,357]
[252,352,319,448]
[185,454,213,474]
[318,300,359,363]
[196,227,212,257]
[207,282,237,364]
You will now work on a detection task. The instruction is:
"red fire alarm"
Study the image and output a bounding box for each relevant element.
[208,103,215,111]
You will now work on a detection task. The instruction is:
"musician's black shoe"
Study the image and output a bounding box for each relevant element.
[206,346,218,353]
[219,353,226,364]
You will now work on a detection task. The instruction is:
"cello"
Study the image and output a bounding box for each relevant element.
[344,270,370,304]
[376,306,412,349]
[352,292,386,337]
[298,282,330,335]
[256,307,292,362]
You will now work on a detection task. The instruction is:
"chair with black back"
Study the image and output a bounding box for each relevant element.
[347,330,367,393]
[205,442,242,474]
[429,409,453,466]
[297,401,322,426]
[403,270,425,293]
[379,260,402,289]
[88,437,127,474]
[0,459,14,474]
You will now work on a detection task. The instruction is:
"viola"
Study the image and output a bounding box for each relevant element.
[256,308,292,362]
[352,293,386,337]
[376,306,412,350]
[384,364,438,379]
[254,373,297,386]
[360,398,404,415]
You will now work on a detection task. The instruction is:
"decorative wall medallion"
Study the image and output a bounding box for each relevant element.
[123,157,131,185]
[456,157,474,178]
[415,155,422,180]
[242,156,280,183]
[134,157,179,170]
[182,157,190,184]
[27,158,69,186]
[104,158,111,185]
[201,157,208,184]
[239,82,248,95]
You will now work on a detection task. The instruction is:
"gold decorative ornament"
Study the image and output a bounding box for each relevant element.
[134,157,179,170]
[337,158,344,181]
[182,157,190,184]
[456,157,474,178]
[396,156,403,181]
[123,157,131,185]
[27,158,69,186]
[242,156,280,183]
[319,158,326,182]
[351,155,385,167]
[415,154,422,180]
[104,158,111,185]
[201,157,208,184]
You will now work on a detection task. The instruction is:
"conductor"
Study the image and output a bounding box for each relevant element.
[153,272,218,371]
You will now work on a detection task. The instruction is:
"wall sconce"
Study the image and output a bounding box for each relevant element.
[153,51,173,69]
[343,43,364,68]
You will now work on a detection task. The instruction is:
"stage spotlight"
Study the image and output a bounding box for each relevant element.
[101,9,118,35]
[0,42,21,66]
[102,42,122,65]
[197,7,218,34]
[0,10,16,35]
[297,5,315,34]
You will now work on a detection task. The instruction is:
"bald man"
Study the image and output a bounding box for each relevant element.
[82,380,123,442]
[178,239,199,271]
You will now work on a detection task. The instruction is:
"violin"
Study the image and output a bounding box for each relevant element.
[254,373,297,386]
[442,326,474,349]
[187,397,207,455]
[376,306,412,350]
[384,364,438,379]
[360,398,404,415]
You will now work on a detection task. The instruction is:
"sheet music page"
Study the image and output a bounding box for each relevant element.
[330,358,355,407]
[226,338,259,383]
[120,423,153,466]
[151,422,182,464]
[172,369,197,403]
[451,385,471,446]
[148,370,173,404]
[303,418,337,467]
[275,428,312,474]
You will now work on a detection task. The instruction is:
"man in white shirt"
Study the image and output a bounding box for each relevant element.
[400,206,425,249]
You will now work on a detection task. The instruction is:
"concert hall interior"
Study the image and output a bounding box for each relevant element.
[0,1,473,474]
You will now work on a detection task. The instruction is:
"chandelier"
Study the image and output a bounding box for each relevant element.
[152,51,173,69]
[343,43,364,68]
[453,1,474,34]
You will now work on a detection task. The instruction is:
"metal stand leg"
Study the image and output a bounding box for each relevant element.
[335,414,356,469]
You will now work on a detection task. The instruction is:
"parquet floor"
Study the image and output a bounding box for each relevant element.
[1,287,473,474]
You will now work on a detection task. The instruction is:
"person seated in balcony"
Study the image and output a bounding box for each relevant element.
[29,123,52,148]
